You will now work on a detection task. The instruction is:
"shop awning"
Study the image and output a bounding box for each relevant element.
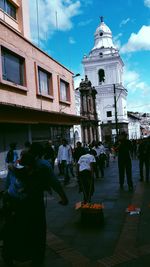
[0,102,83,125]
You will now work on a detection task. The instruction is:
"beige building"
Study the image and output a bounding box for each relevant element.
[0,0,81,168]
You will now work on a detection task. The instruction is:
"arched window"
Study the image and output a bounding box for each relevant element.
[98,69,105,83]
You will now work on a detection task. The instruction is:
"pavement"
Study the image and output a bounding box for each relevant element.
[1,157,150,266]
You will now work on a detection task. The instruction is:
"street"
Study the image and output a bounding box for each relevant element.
[1,158,150,266]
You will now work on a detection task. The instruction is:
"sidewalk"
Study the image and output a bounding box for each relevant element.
[44,158,150,267]
[1,158,150,266]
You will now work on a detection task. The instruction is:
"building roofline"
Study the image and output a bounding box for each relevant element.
[0,19,74,75]
[127,112,140,120]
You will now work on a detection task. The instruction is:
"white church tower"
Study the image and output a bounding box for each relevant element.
[82,17,128,142]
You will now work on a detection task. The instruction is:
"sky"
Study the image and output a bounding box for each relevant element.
[29,0,150,113]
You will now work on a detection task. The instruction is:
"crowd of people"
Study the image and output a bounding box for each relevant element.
[0,133,150,266]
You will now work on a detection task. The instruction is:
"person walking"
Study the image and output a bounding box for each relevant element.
[138,137,150,182]
[92,142,101,179]
[77,150,96,203]
[20,141,31,157]
[118,132,133,191]
[103,141,111,167]
[5,143,19,193]
[57,139,73,185]
[97,142,106,178]
[2,143,68,267]
[43,140,56,169]
[74,142,85,164]
[5,143,18,165]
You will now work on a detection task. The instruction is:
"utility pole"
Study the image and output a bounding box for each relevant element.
[113,84,119,140]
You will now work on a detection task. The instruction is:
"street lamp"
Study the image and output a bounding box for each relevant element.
[72,73,80,78]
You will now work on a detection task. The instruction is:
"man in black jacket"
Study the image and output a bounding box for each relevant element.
[138,137,150,182]
[118,132,133,191]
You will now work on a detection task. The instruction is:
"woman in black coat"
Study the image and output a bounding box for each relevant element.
[2,143,68,267]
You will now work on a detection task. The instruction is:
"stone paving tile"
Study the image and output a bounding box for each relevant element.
[1,159,150,266]
[46,231,91,266]
[112,254,150,267]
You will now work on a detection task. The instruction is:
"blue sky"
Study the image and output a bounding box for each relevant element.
[29,0,150,113]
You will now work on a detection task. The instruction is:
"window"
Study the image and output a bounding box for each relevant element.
[0,0,16,19]
[100,32,103,36]
[38,68,52,95]
[107,111,112,117]
[60,79,70,102]
[2,47,25,86]
[98,69,105,83]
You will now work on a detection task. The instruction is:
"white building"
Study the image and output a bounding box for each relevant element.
[82,17,128,142]
[128,112,141,140]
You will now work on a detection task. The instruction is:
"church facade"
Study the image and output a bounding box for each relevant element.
[82,17,128,143]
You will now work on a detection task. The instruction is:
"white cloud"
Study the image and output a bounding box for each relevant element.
[123,67,150,113]
[113,33,122,49]
[144,0,150,8]
[124,67,150,94]
[80,0,93,6]
[127,100,150,112]
[120,25,150,53]
[30,0,81,43]
[69,36,76,44]
[120,18,130,27]
[123,68,139,86]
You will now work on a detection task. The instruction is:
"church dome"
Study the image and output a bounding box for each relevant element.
[91,17,117,53]
[95,21,112,35]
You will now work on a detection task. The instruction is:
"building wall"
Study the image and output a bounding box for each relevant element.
[0,0,30,39]
[83,56,123,86]
[0,1,79,168]
[101,122,128,143]
[0,123,73,169]
[83,55,128,126]
[95,86,128,124]
[21,0,30,39]
[0,21,76,116]
[0,123,28,169]
[128,119,141,140]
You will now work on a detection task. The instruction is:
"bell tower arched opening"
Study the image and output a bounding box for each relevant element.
[98,69,105,84]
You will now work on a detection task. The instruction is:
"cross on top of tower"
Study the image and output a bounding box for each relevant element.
[100,16,104,23]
